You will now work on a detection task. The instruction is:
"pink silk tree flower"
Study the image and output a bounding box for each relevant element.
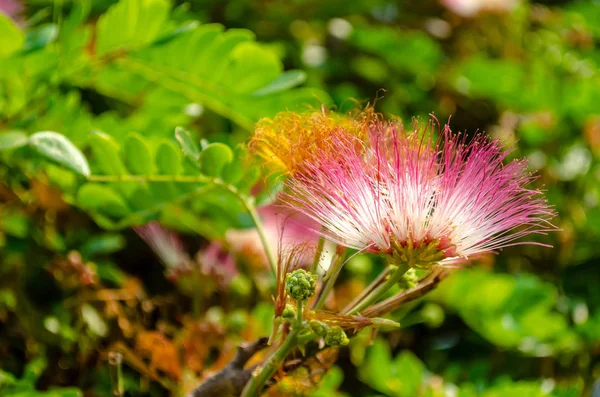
[134,222,194,278]
[441,0,520,17]
[0,0,25,24]
[283,119,557,267]
[135,222,238,284]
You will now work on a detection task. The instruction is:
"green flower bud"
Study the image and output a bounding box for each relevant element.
[421,303,445,328]
[324,326,349,347]
[285,269,317,301]
[282,303,296,319]
[309,320,328,337]
[397,268,419,290]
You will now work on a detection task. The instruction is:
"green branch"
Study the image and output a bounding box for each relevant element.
[345,261,410,315]
[88,174,211,183]
[313,251,344,310]
[310,235,326,274]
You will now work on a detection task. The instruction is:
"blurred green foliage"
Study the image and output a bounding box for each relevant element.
[1,0,599,396]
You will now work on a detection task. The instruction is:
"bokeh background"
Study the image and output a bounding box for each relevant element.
[0,0,599,396]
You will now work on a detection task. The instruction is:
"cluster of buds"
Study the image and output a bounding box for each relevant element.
[281,303,297,319]
[285,269,317,301]
[309,320,350,347]
[397,268,419,290]
[324,326,350,347]
[283,270,350,347]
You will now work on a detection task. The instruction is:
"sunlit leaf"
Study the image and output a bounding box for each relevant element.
[199,142,233,177]
[174,126,200,164]
[124,133,153,175]
[152,21,199,46]
[358,339,394,395]
[95,0,170,55]
[122,24,331,130]
[29,131,90,176]
[155,141,181,175]
[0,131,28,150]
[252,70,307,96]
[81,304,108,337]
[23,24,58,54]
[77,184,130,218]
[80,234,126,257]
[0,13,24,58]
[431,270,581,355]
[89,131,126,175]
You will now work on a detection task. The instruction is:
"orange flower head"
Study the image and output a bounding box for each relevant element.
[250,106,378,175]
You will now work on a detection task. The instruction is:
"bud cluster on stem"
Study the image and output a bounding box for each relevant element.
[241,269,317,397]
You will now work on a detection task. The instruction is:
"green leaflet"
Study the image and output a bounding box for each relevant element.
[0,14,24,58]
[95,0,170,55]
[29,131,90,177]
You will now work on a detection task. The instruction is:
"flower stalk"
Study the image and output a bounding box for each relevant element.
[346,260,410,315]
[108,351,124,397]
[341,267,390,314]
[310,235,326,274]
[313,251,345,310]
[242,269,317,396]
[244,197,278,274]
[361,267,451,318]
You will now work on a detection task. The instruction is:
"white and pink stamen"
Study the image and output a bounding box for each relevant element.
[282,119,557,266]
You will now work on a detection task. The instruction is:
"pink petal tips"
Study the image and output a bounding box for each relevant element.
[280,116,557,266]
